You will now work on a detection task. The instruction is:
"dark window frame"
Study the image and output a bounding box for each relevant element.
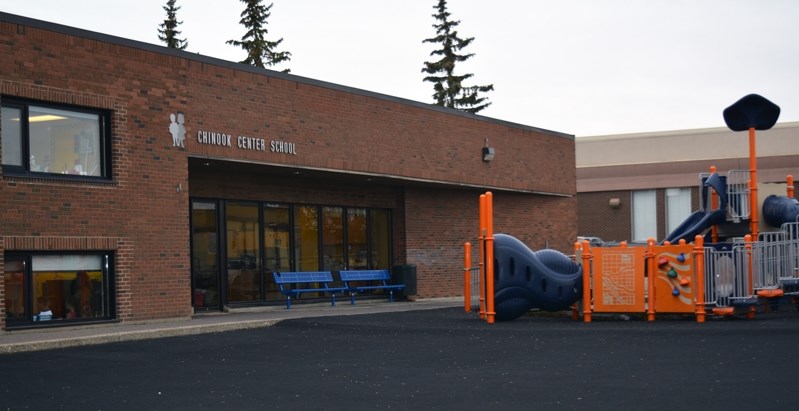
[3,251,116,329]
[1,96,113,181]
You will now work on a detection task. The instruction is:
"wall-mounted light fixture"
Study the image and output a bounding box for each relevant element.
[609,198,621,208]
[482,138,495,162]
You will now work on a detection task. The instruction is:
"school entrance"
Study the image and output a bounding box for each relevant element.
[190,199,391,310]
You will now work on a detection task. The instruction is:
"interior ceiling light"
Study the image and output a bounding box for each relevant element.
[27,115,68,123]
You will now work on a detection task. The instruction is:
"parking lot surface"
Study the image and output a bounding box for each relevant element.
[2,306,798,410]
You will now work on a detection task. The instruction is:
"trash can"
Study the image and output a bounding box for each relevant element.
[392,264,417,297]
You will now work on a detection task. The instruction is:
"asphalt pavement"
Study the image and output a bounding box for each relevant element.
[2,299,799,410]
[0,297,463,354]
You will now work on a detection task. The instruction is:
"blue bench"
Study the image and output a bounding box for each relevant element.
[339,269,405,304]
[272,271,347,309]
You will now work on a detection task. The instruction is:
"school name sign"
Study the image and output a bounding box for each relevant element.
[196,130,297,155]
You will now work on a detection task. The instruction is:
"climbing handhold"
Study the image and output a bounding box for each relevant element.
[672,286,680,296]
[668,268,678,278]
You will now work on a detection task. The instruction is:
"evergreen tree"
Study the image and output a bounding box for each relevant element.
[227,0,291,73]
[157,0,188,50]
[422,0,493,114]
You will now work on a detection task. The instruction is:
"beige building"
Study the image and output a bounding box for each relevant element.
[576,122,799,244]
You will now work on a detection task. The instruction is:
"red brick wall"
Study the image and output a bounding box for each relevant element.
[0,16,576,322]
[404,188,578,298]
[0,22,193,324]
[184,70,575,196]
[577,191,631,243]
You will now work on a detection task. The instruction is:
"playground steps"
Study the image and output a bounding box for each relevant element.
[711,307,735,316]
[757,289,785,298]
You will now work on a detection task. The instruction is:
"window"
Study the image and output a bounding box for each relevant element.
[348,208,368,270]
[1,105,22,166]
[3,257,25,320]
[263,204,291,301]
[294,206,319,271]
[191,200,220,309]
[666,188,692,235]
[226,202,260,303]
[263,204,291,273]
[189,199,393,306]
[1,98,111,179]
[321,207,344,271]
[632,190,657,242]
[3,252,115,327]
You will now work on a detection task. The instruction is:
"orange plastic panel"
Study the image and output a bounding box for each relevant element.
[653,244,696,313]
[592,247,646,313]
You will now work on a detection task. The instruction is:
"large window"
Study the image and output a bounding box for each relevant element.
[191,201,220,309]
[189,199,393,307]
[263,204,291,300]
[293,205,391,272]
[226,202,261,303]
[3,253,115,328]
[348,208,368,270]
[632,190,657,242]
[263,204,291,273]
[322,207,345,271]
[666,188,692,235]
[1,98,111,179]
[294,206,319,271]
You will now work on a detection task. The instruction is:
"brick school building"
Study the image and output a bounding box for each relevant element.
[0,12,576,330]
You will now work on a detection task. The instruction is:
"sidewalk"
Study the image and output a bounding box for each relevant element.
[0,297,463,354]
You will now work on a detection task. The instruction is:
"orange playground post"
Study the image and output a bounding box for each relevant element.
[581,240,592,323]
[788,175,794,198]
[748,127,759,239]
[646,238,656,321]
[693,235,706,323]
[745,234,755,319]
[484,192,496,324]
[572,242,582,320]
[464,242,471,313]
[478,194,486,319]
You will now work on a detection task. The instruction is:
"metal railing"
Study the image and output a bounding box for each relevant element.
[703,243,750,308]
[726,169,750,221]
[753,231,788,290]
[466,267,481,313]
[781,222,799,284]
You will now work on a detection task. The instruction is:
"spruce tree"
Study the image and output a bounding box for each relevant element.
[422,0,493,114]
[157,0,188,50]
[227,0,291,73]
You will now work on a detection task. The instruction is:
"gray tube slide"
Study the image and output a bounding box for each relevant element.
[492,233,583,321]
[763,195,799,227]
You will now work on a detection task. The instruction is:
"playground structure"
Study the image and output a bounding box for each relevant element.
[465,94,799,323]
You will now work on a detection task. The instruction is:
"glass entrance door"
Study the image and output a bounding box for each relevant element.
[226,202,261,303]
[191,200,221,310]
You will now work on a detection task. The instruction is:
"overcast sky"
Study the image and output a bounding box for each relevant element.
[3,1,798,137]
